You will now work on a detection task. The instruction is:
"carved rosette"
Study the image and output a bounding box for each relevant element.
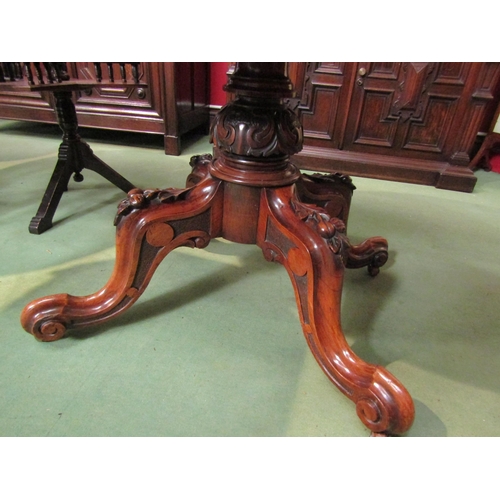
[211,99,303,158]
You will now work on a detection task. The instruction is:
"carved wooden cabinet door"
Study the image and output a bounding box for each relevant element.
[289,62,500,191]
[343,62,493,165]
[288,62,356,151]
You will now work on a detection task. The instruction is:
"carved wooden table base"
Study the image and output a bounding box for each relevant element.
[20,63,415,436]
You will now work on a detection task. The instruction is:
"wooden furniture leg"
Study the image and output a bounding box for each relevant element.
[29,91,136,234]
[21,63,415,435]
[22,154,222,340]
[258,183,413,435]
[295,172,389,276]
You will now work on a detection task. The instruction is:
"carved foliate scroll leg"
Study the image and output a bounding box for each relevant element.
[295,172,388,277]
[257,185,414,435]
[346,237,389,277]
[295,172,356,226]
[21,166,223,341]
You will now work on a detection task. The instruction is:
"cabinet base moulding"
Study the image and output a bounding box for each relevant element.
[293,147,477,193]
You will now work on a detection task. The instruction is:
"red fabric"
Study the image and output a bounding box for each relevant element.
[210,63,229,106]
[490,154,500,173]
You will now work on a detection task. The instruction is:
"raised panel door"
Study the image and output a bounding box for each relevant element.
[291,62,500,191]
[343,62,471,163]
[288,62,356,150]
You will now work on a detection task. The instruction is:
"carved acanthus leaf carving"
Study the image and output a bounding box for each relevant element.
[302,172,356,190]
[186,154,213,186]
[211,99,303,158]
[291,194,347,256]
[114,186,191,225]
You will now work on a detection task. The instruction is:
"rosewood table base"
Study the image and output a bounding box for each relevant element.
[20,63,415,436]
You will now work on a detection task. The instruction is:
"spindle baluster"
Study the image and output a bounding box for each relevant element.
[131,63,139,84]
[119,63,126,83]
[14,63,23,79]
[94,63,102,82]
[6,63,16,81]
[23,63,34,85]
[107,63,114,82]
[43,63,55,83]
[33,63,44,84]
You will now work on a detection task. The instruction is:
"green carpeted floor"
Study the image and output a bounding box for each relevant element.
[1,119,499,437]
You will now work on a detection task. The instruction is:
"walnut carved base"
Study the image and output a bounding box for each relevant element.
[20,154,414,436]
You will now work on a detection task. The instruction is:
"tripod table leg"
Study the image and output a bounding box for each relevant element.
[21,166,223,342]
[257,184,414,435]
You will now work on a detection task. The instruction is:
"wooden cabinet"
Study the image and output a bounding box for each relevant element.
[0,62,209,155]
[288,62,500,192]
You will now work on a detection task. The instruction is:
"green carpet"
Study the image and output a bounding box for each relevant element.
[1,119,499,438]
